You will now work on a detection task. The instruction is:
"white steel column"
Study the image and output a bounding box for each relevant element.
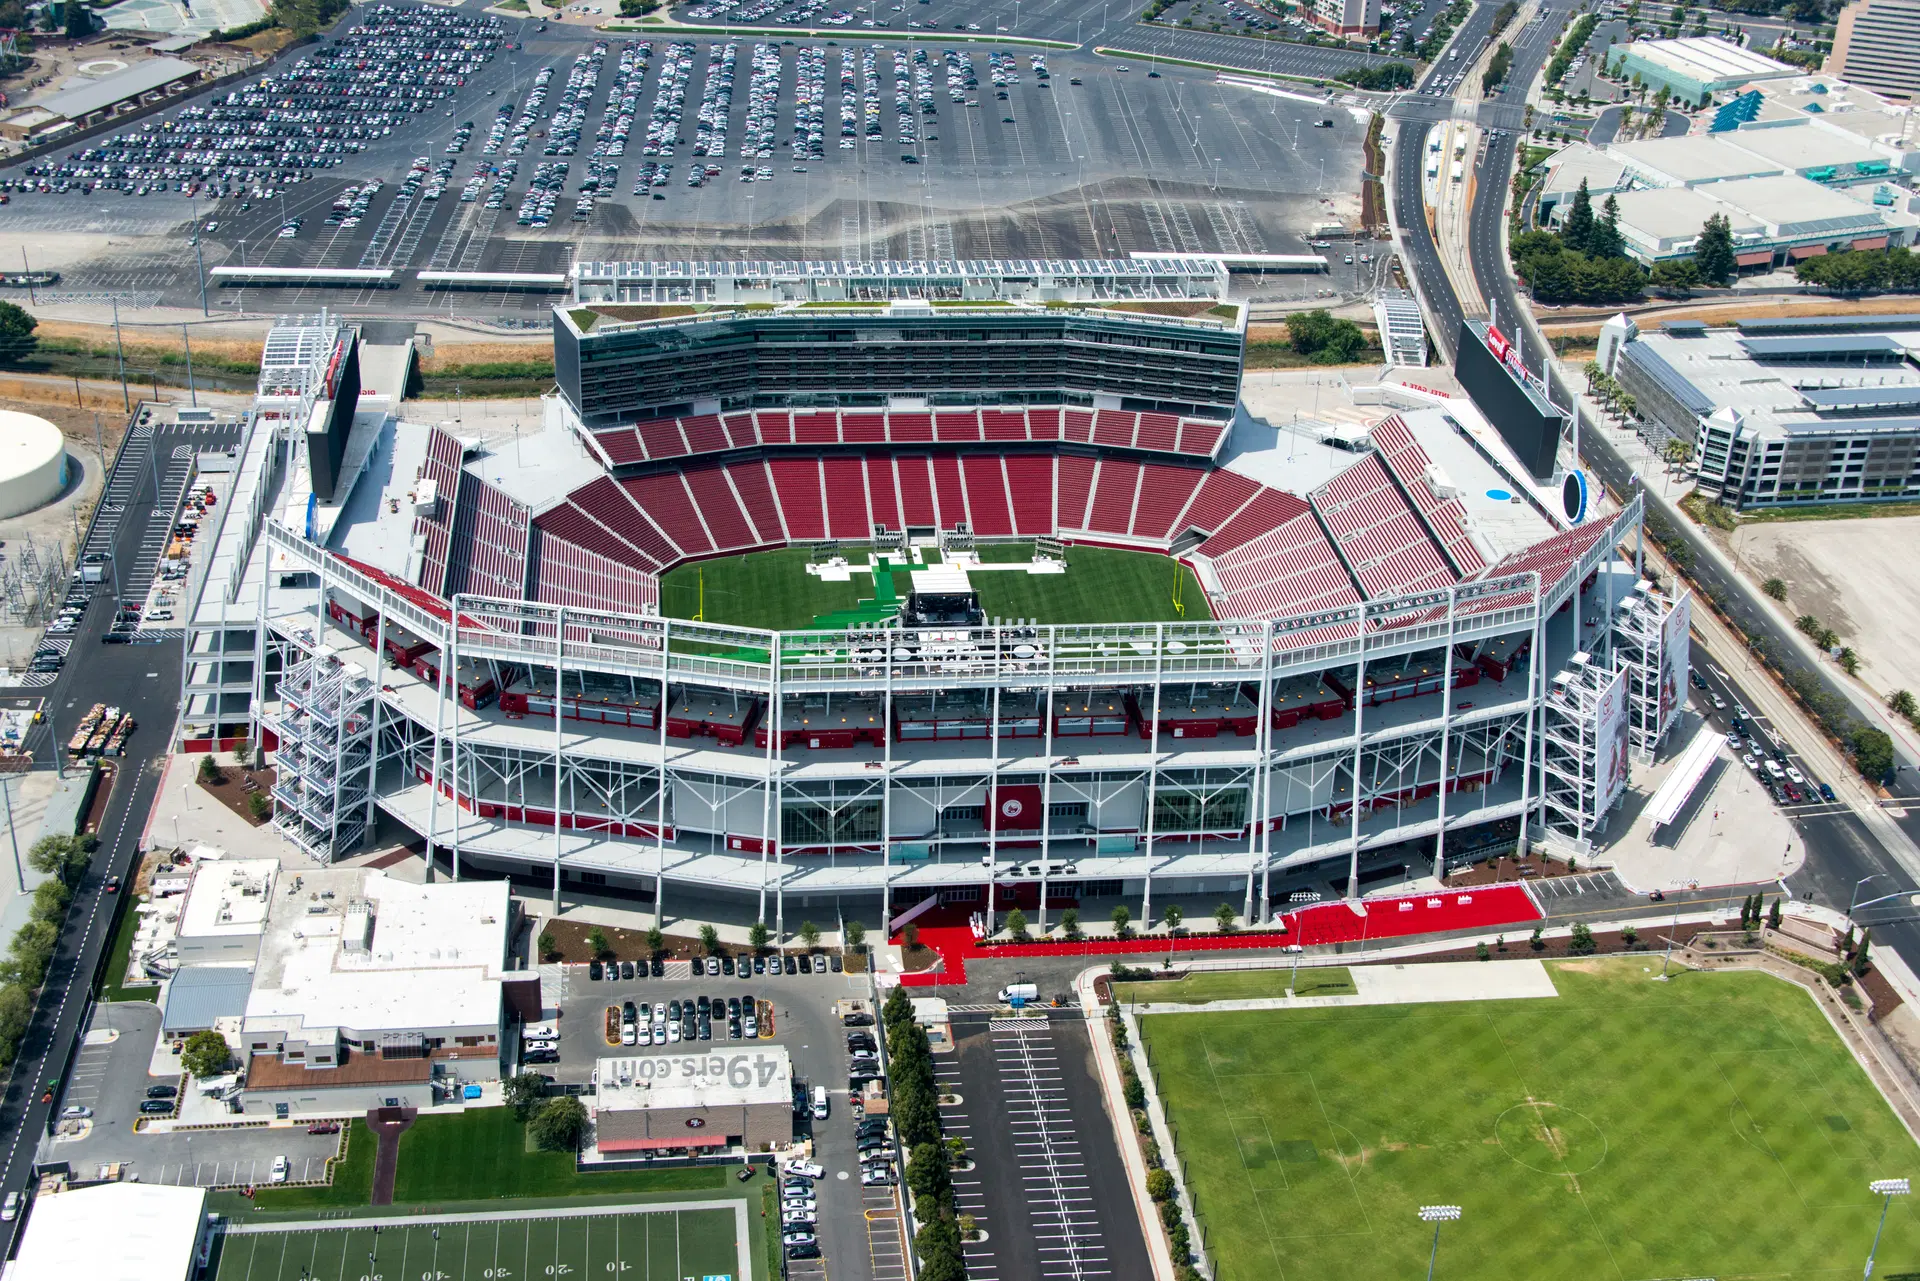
[1516,577,1543,857]
[1258,619,1276,921]
[365,605,386,836]
[1431,588,1457,880]
[1036,624,1057,935]
[425,624,448,885]
[880,629,894,938]
[654,618,672,930]
[1345,637,1367,901]
[759,643,779,930]
[1246,622,1273,924]
[448,593,462,882]
[986,630,1002,928]
[1142,622,1164,925]
[772,644,785,949]
[552,604,565,917]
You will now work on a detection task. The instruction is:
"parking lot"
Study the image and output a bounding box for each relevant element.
[940,1011,1151,1281]
[42,1003,340,1189]
[6,4,1361,317]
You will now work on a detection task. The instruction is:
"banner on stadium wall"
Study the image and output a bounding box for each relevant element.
[1658,591,1692,742]
[987,784,1044,831]
[1594,668,1630,818]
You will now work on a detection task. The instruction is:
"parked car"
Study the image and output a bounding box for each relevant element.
[782,1230,818,1248]
[139,1099,173,1114]
[524,1049,559,1064]
[787,1242,821,1260]
[59,1105,92,1120]
[270,1155,290,1183]
[590,961,603,980]
[146,1084,178,1099]
[307,1121,341,1134]
[782,1160,825,1180]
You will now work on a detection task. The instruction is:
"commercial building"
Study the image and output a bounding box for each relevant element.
[593,1047,794,1157]
[175,271,1665,938]
[1605,37,1801,105]
[1308,0,1379,36]
[161,868,539,1117]
[1536,130,1920,268]
[8,1183,210,1281]
[1829,0,1920,98]
[1599,312,1920,508]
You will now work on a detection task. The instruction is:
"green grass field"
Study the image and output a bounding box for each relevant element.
[658,544,1206,631]
[214,1206,742,1281]
[1114,966,1354,1005]
[1142,959,1920,1281]
[248,1112,725,1212]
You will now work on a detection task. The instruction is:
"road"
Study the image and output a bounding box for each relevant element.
[0,415,242,1255]
[1384,0,1920,977]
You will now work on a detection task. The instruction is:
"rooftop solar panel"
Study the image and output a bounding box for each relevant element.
[1738,334,1907,358]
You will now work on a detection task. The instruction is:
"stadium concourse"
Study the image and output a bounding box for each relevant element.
[890,883,1546,986]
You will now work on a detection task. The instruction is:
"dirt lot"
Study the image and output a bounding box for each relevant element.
[1731,516,1920,699]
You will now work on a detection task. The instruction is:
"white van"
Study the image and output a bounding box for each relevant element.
[998,983,1039,1004]
[812,1086,830,1120]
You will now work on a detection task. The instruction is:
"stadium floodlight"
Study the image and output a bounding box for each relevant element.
[1418,1206,1462,1281]
[1865,1179,1911,1278]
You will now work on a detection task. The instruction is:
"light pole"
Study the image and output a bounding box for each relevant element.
[1849,874,1887,921]
[1865,1178,1909,1279]
[1286,943,1303,996]
[1419,1205,1460,1281]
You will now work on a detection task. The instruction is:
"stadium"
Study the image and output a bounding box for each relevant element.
[179,260,1675,935]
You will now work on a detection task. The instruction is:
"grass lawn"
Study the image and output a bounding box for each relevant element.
[970,545,1208,625]
[1142,959,1920,1281]
[247,1111,726,1213]
[659,549,863,631]
[1114,966,1353,1004]
[95,887,155,1004]
[658,544,1206,630]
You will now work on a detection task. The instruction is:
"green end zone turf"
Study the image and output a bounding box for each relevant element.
[657,544,1208,632]
[215,1205,745,1281]
[1141,959,1920,1281]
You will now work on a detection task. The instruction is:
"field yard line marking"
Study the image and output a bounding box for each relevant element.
[224,1200,752,1235]
[276,1226,289,1281]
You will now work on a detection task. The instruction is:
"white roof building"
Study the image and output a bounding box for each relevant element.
[174,857,278,965]
[8,1183,209,1281]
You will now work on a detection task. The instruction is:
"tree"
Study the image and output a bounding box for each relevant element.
[798,921,820,949]
[1695,212,1737,285]
[700,923,721,954]
[246,791,271,821]
[2,922,55,990]
[197,753,222,785]
[62,0,91,40]
[529,1095,590,1151]
[906,1141,950,1200]
[0,985,31,1068]
[1586,194,1624,259]
[902,922,920,952]
[586,926,611,960]
[30,878,70,927]
[1146,1168,1176,1201]
[1562,179,1595,254]
[957,1213,978,1241]
[844,919,866,952]
[1061,908,1081,941]
[1110,904,1131,937]
[1649,257,1702,295]
[1854,926,1873,976]
[180,1030,232,1079]
[1162,904,1182,934]
[1765,577,1789,602]
[645,925,664,954]
[537,930,557,962]
[1005,907,1029,942]
[1621,924,1639,947]
[1529,925,1545,951]
[1852,726,1895,782]
[28,834,94,888]
[883,983,914,1031]
[748,920,770,951]
[1214,902,1236,933]
[504,1071,548,1118]
[1475,940,1491,961]
[1768,898,1783,931]
[1569,922,1596,954]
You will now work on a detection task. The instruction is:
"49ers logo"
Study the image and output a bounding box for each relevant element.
[1000,797,1024,819]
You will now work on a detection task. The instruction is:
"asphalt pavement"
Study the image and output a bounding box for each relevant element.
[0,414,238,1255]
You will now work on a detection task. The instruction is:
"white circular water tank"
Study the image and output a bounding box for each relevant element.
[0,411,68,519]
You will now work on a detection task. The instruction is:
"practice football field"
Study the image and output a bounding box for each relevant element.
[658,543,1207,631]
[1140,958,1920,1281]
[214,1205,744,1281]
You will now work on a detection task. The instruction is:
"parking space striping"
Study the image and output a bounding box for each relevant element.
[1531,872,1624,898]
[989,1020,1111,1281]
[863,1183,907,1281]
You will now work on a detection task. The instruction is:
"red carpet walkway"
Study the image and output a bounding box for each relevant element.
[891,883,1542,987]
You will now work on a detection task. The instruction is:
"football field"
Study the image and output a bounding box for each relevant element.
[1141,958,1920,1281]
[658,543,1207,631]
[215,1204,746,1281]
